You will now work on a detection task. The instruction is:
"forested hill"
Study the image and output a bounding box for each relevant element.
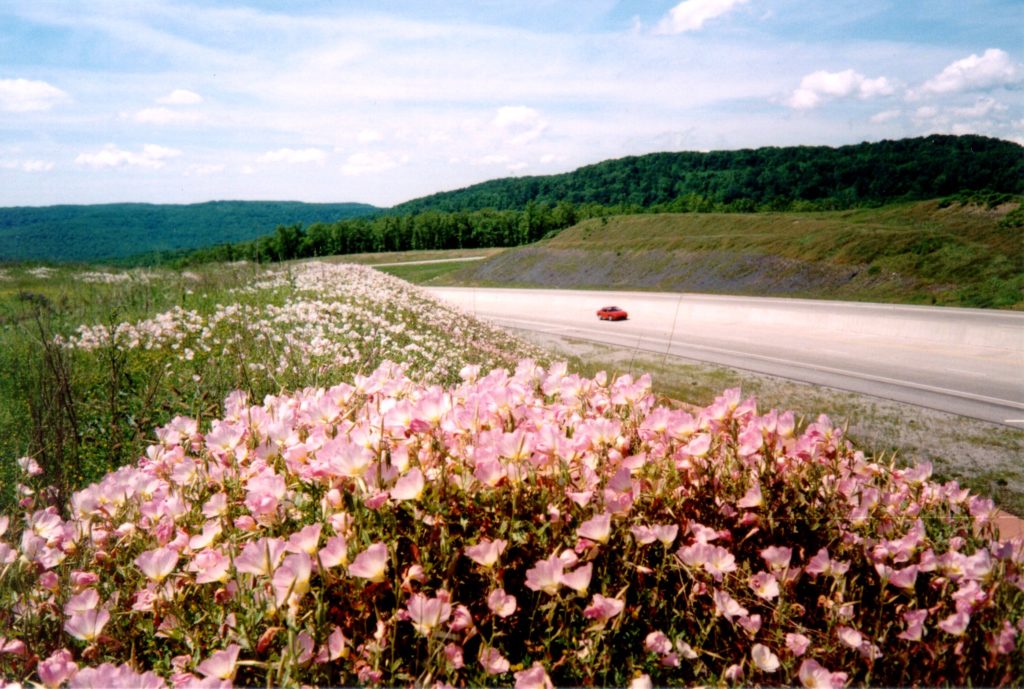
[0,201,379,263]
[393,135,1024,214]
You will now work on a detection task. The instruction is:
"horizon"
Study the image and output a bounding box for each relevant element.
[1,1,1022,208]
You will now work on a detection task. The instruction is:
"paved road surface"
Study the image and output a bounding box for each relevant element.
[428,287,1024,427]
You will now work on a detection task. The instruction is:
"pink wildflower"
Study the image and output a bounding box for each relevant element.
[38,648,78,688]
[464,538,507,568]
[272,552,312,606]
[645,631,672,655]
[196,643,240,680]
[786,632,811,656]
[235,537,286,577]
[406,591,453,636]
[898,608,929,642]
[390,468,425,501]
[577,512,612,544]
[135,546,179,583]
[583,594,625,624]
[560,562,593,593]
[64,588,100,615]
[286,524,322,556]
[751,644,780,673]
[712,588,748,620]
[444,643,464,669]
[749,571,780,600]
[798,659,848,689]
[487,588,517,617]
[525,553,564,595]
[938,610,971,636]
[68,662,167,689]
[805,547,849,578]
[514,661,554,689]
[64,608,111,643]
[479,646,510,675]
[737,481,763,508]
[318,535,349,569]
[349,542,389,582]
[761,545,792,570]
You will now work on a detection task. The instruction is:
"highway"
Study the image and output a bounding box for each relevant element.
[427,287,1024,427]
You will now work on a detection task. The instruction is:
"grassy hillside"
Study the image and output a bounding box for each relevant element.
[441,200,1023,308]
[0,200,379,263]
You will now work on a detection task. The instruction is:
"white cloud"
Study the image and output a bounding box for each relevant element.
[655,0,749,34]
[0,158,55,172]
[870,109,901,124]
[157,89,203,105]
[340,151,407,176]
[129,107,205,125]
[75,144,181,169]
[914,106,939,120]
[918,48,1022,96]
[950,96,1006,118]
[256,147,327,164]
[492,105,548,145]
[785,69,895,109]
[0,78,70,112]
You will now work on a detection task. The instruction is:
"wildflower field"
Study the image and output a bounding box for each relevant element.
[0,261,1021,687]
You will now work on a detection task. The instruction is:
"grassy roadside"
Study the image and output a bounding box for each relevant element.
[423,201,1023,308]
[520,330,1024,516]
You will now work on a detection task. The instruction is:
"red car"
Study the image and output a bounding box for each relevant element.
[596,306,628,321]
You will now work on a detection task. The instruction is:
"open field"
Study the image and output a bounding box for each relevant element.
[433,201,1023,309]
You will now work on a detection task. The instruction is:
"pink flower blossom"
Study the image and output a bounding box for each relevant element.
[645,631,672,655]
[235,537,286,577]
[406,591,453,636]
[464,538,507,568]
[583,594,625,624]
[286,524,322,556]
[196,643,240,680]
[348,542,388,582]
[68,662,167,689]
[390,467,425,501]
[444,643,464,669]
[560,562,593,593]
[737,481,763,508]
[712,588,748,621]
[798,659,847,689]
[805,547,849,578]
[479,646,510,675]
[318,535,349,569]
[487,588,517,617]
[514,661,554,689]
[64,608,111,642]
[761,545,793,570]
[272,552,312,606]
[577,512,612,544]
[38,648,78,688]
[786,632,811,656]
[135,546,179,582]
[749,571,780,600]
[525,553,564,595]
[751,643,780,672]
[938,610,971,636]
[898,608,929,642]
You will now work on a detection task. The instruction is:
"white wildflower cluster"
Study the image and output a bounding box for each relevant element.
[63,261,542,385]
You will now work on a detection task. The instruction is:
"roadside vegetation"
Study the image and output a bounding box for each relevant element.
[1,261,1022,688]
[434,200,1023,309]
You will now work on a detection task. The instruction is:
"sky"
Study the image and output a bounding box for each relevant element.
[0,0,1021,208]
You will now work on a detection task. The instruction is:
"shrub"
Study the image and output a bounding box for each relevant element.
[1,362,1020,687]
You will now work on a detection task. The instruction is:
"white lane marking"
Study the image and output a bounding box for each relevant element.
[490,315,1024,411]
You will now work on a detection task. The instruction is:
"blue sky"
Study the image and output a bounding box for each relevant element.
[1,0,1021,207]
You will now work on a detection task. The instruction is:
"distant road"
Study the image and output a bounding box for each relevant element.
[370,256,489,267]
[427,287,1024,427]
